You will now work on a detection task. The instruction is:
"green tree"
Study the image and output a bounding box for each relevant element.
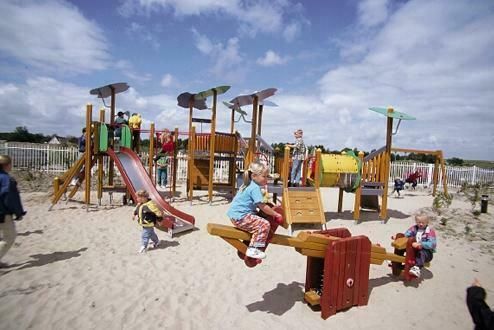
[447,157,464,166]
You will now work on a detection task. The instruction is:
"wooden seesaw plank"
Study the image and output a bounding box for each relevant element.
[207,223,328,251]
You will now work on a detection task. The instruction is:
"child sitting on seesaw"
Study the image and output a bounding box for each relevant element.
[404,212,437,278]
[133,189,163,254]
[227,161,283,260]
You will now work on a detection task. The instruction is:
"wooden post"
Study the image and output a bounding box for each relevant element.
[85,104,92,208]
[97,108,105,204]
[257,103,263,136]
[246,95,258,168]
[380,108,394,220]
[208,89,218,203]
[188,126,196,202]
[173,127,179,195]
[439,150,448,196]
[354,151,365,220]
[109,87,115,186]
[230,109,235,134]
[315,148,321,189]
[149,123,155,181]
[282,146,290,189]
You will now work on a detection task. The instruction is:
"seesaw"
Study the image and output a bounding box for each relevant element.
[207,222,425,319]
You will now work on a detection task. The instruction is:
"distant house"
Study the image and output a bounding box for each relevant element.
[48,135,70,145]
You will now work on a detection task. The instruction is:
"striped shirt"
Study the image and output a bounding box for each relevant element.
[292,137,306,160]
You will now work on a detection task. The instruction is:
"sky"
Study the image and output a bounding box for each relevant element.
[0,0,493,160]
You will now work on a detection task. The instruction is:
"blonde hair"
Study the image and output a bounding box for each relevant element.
[415,212,431,224]
[136,189,150,199]
[240,161,268,192]
[0,155,12,170]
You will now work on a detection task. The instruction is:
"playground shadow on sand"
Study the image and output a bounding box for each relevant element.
[324,208,410,223]
[246,281,305,316]
[17,229,44,237]
[0,248,88,275]
[148,240,180,251]
[368,268,434,294]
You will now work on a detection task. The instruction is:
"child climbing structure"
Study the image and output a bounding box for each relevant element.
[50,82,195,237]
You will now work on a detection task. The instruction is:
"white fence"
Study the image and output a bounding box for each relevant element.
[1,142,493,187]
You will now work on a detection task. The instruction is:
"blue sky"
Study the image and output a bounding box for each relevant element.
[0,0,493,160]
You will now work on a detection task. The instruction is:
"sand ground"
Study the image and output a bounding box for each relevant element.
[0,183,493,330]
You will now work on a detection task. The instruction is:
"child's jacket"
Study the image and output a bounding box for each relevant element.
[134,200,163,227]
[405,224,437,252]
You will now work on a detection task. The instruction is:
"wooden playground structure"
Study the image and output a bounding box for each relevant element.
[50,82,196,236]
[391,147,448,196]
[177,86,238,203]
[273,106,448,226]
[207,221,425,319]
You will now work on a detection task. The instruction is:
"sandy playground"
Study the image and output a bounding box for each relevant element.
[0,173,493,330]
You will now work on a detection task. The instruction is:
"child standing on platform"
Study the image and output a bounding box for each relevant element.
[156,155,169,189]
[287,129,305,187]
[227,161,283,259]
[405,213,437,278]
[133,190,163,253]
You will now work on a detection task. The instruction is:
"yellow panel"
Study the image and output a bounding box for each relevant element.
[321,154,359,173]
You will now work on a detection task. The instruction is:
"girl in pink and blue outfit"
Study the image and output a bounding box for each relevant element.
[227,161,282,260]
[405,213,437,278]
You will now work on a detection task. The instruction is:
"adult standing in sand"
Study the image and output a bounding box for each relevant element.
[0,155,26,263]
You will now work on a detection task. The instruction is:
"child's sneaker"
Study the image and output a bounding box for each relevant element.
[139,246,147,253]
[152,241,160,249]
[246,247,266,259]
[409,265,421,277]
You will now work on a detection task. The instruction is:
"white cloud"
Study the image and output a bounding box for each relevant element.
[0,78,191,137]
[114,60,153,83]
[191,29,246,82]
[119,0,308,40]
[0,0,110,73]
[283,22,301,42]
[316,0,494,160]
[126,21,160,49]
[160,74,174,87]
[357,0,390,28]
[256,50,288,66]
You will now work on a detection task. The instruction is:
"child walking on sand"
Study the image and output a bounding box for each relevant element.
[227,161,283,259]
[392,177,405,196]
[133,190,163,253]
[405,213,437,278]
[0,155,26,262]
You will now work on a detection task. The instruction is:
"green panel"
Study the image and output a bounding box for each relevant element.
[195,85,231,100]
[121,126,132,148]
[99,124,108,152]
[369,107,416,120]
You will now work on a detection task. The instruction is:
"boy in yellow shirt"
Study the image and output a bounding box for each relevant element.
[128,113,142,153]
[133,189,163,253]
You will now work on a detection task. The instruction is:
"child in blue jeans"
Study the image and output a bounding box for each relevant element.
[227,161,282,259]
[133,190,163,253]
[405,213,437,278]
